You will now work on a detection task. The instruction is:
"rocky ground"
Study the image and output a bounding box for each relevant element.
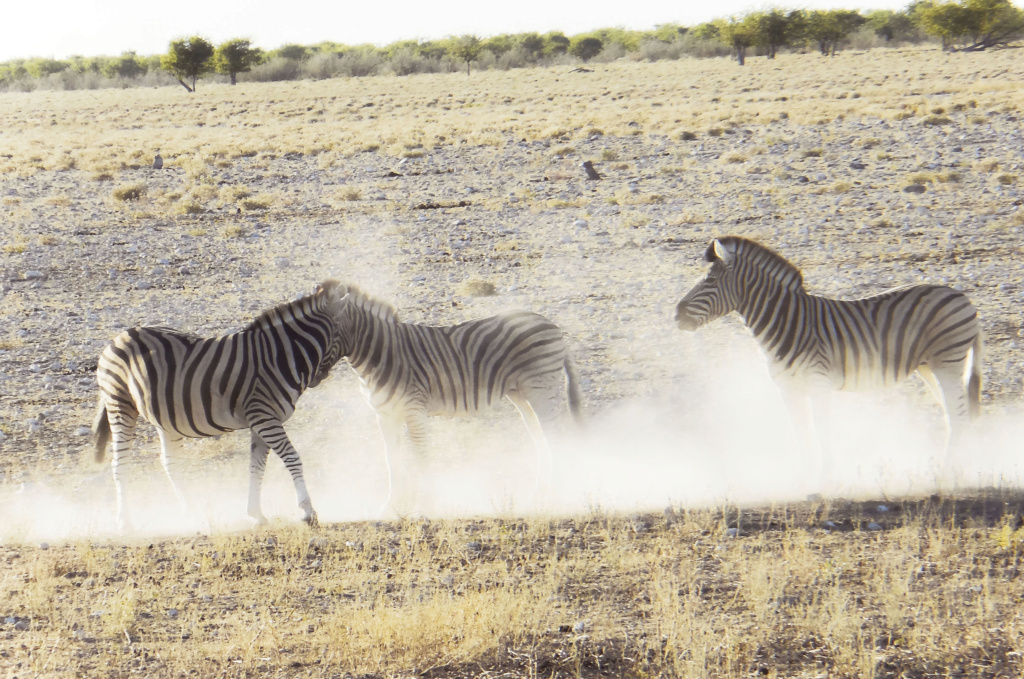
[1,51,1024,678]
[0,56,1023,532]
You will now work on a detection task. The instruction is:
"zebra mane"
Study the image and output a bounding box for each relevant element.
[716,237,805,292]
[338,284,401,323]
[244,281,339,332]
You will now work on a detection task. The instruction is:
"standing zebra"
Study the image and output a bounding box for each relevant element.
[93,280,347,530]
[674,237,982,489]
[334,285,582,515]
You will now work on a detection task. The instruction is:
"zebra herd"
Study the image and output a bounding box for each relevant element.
[92,236,983,530]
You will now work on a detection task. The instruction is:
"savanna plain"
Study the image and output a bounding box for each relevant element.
[1,47,1024,677]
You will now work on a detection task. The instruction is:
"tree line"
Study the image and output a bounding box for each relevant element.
[1,0,1021,92]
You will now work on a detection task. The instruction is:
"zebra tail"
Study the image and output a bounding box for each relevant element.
[93,403,111,463]
[968,332,983,420]
[564,357,584,424]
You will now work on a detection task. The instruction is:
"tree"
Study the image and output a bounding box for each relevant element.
[24,58,67,78]
[517,32,546,61]
[691,22,722,41]
[103,52,146,79]
[161,36,215,92]
[544,32,571,56]
[804,9,866,55]
[482,34,514,56]
[718,17,756,64]
[866,9,918,41]
[275,44,310,61]
[447,35,482,75]
[215,39,263,85]
[569,36,604,61]
[914,0,1024,50]
[749,9,793,58]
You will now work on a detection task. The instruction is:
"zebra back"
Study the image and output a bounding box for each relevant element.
[336,287,572,415]
[677,237,981,390]
[95,280,345,443]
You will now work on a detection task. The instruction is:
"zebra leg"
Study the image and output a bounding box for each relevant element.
[811,391,834,492]
[107,409,138,533]
[403,409,432,515]
[247,431,270,525]
[375,412,408,517]
[779,385,825,496]
[247,421,317,527]
[506,390,554,500]
[157,431,188,516]
[932,362,972,487]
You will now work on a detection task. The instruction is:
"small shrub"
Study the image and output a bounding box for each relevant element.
[832,181,853,193]
[802,148,823,158]
[221,224,245,238]
[721,152,747,164]
[219,185,252,202]
[90,171,114,182]
[921,115,952,126]
[335,186,362,201]
[460,279,497,297]
[678,130,697,141]
[706,127,724,137]
[975,158,1000,172]
[238,195,273,211]
[112,183,146,202]
[552,145,575,158]
[175,200,204,215]
[600,149,618,161]
[996,173,1016,185]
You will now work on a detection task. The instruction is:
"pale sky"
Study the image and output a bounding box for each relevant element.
[3,0,912,63]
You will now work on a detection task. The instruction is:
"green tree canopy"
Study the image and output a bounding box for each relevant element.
[482,34,514,56]
[803,9,866,55]
[447,35,483,74]
[275,44,310,61]
[569,36,604,61]
[215,39,263,84]
[718,17,756,64]
[866,9,918,41]
[161,36,215,92]
[544,32,571,56]
[103,52,146,79]
[914,0,1024,50]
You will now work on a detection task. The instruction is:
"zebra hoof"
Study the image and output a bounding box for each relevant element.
[303,511,320,529]
[249,514,268,527]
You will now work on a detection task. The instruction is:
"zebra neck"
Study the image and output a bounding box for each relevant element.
[252,324,320,396]
[345,312,391,377]
[736,282,807,344]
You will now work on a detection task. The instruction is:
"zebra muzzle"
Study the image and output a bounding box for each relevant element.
[674,306,701,331]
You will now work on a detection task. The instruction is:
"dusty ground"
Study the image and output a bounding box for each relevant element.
[0,48,1023,676]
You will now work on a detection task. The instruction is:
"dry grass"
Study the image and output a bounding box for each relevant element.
[3,46,1024,678]
[0,48,1020,175]
[1,494,1022,677]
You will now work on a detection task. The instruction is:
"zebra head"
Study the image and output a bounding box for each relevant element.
[675,238,741,331]
[308,279,347,389]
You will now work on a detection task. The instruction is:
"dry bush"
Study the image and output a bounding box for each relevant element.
[111,182,146,202]
[459,279,497,297]
[238,194,274,211]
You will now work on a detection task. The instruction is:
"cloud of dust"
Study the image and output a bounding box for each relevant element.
[4,237,1021,543]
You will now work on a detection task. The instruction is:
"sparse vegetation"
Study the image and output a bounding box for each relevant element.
[111,182,146,202]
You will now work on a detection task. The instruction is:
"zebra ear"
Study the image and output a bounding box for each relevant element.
[710,239,735,267]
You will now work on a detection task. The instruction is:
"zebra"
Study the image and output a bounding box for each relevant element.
[333,285,582,515]
[93,280,347,531]
[674,236,982,489]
